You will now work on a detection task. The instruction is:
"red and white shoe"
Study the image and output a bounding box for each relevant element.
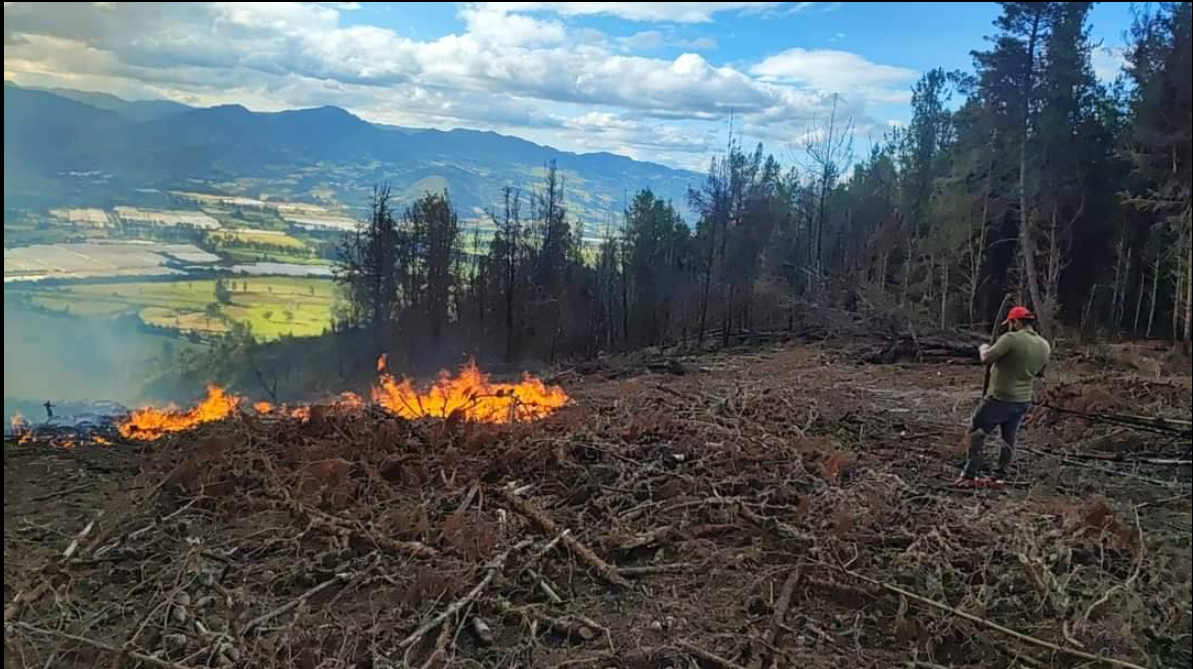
[954,476,987,489]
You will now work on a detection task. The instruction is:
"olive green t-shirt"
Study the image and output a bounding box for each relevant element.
[986,329,1051,402]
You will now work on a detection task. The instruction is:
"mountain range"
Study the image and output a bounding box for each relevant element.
[3,83,699,221]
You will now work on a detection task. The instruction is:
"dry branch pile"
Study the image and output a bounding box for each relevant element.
[4,346,1191,669]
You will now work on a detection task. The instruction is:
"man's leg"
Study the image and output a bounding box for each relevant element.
[962,400,999,479]
[963,429,992,478]
[994,402,1031,480]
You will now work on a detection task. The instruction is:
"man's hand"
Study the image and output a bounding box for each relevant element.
[979,343,991,358]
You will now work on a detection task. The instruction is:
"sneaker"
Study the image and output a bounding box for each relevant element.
[954,476,984,489]
[991,471,1009,486]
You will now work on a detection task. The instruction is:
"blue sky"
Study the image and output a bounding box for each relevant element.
[3,2,1135,171]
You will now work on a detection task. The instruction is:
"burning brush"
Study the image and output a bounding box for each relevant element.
[11,361,569,447]
[373,358,570,423]
[110,360,569,442]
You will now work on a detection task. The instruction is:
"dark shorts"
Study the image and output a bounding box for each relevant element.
[970,397,1031,447]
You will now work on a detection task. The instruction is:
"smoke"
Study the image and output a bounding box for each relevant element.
[4,300,175,419]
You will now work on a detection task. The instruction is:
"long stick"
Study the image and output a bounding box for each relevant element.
[242,570,352,634]
[749,566,803,669]
[8,622,201,669]
[1022,447,1179,488]
[676,639,750,669]
[842,569,1149,669]
[396,539,533,650]
[497,487,631,588]
[981,294,1011,396]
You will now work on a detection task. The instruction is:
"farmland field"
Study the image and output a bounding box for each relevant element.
[8,277,336,340]
[210,229,308,249]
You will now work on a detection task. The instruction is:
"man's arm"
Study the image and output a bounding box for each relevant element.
[980,333,1014,365]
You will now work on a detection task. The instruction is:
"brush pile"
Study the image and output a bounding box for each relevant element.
[5,347,1191,669]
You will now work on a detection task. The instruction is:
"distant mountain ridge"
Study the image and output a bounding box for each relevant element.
[3,83,698,220]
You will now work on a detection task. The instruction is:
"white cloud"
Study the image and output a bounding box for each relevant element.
[751,48,917,91]
[788,1,842,13]
[618,30,665,50]
[477,2,785,23]
[459,5,567,47]
[676,36,718,51]
[617,30,717,52]
[3,2,909,168]
[1092,45,1126,82]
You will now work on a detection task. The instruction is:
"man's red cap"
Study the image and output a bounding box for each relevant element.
[1002,305,1036,325]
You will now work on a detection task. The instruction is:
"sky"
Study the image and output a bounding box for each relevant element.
[3,2,1135,172]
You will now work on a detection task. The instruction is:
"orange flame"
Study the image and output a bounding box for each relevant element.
[253,401,274,414]
[10,410,27,434]
[334,392,364,409]
[372,359,568,423]
[92,436,113,447]
[118,385,241,440]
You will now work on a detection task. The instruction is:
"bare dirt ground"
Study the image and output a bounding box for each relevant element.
[5,341,1191,669]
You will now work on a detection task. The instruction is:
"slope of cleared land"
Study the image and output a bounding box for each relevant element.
[4,341,1190,669]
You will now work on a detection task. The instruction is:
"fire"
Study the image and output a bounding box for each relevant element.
[92,436,113,447]
[118,384,241,440]
[10,410,27,435]
[253,401,274,414]
[331,391,365,410]
[372,358,569,423]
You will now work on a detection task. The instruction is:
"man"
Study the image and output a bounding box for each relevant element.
[956,305,1052,488]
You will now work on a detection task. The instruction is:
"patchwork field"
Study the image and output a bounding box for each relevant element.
[9,277,336,340]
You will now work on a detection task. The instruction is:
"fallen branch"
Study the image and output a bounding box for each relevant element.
[63,511,102,560]
[676,639,750,669]
[493,598,602,641]
[8,622,202,669]
[4,581,50,623]
[14,481,97,506]
[1023,447,1180,488]
[1135,492,1193,509]
[618,563,695,577]
[396,538,534,651]
[417,619,454,669]
[841,568,1149,669]
[518,529,571,579]
[242,560,368,634]
[749,566,803,669]
[1081,507,1146,627]
[5,512,102,622]
[497,486,631,588]
[738,503,815,546]
[297,500,440,559]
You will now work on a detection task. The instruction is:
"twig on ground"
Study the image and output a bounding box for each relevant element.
[5,511,103,622]
[617,563,695,577]
[396,538,534,651]
[497,487,631,588]
[417,619,454,669]
[676,639,750,669]
[242,554,377,634]
[1135,492,1193,509]
[749,566,803,669]
[13,481,97,506]
[1023,446,1180,488]
[8,622,201,669]
[1082,507,1147,626]
[738,503,815,546]
[493,598,602,641]
[840,567,1150,669]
